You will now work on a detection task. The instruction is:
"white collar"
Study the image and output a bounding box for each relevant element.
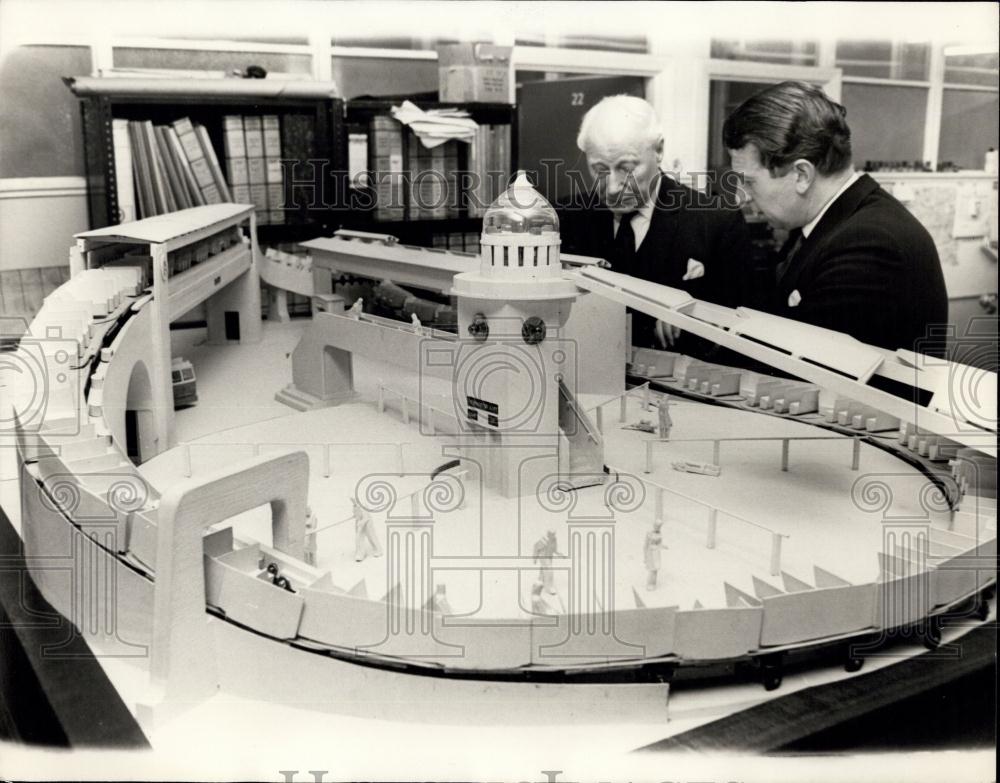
[802,171,860,238]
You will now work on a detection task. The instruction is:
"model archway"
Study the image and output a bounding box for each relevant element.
[124,360,155,466]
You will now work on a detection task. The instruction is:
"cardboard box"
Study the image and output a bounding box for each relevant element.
[436,43,512,104]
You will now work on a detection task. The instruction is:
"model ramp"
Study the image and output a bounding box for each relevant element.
[557,377,606,485]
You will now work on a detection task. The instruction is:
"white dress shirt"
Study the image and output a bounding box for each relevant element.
[802,171,860,238]
[612,173,661,249]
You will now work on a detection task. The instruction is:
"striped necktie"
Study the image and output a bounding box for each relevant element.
[775,228,803,284]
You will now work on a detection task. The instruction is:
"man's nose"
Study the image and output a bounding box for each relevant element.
[607,172,625,195]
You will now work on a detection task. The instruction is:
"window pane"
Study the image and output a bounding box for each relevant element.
[332,57,438,99]
[113,48,312,75]
[841,83,927,166]
[835,40,930,80]
[553,35,648,54]
[712,39,817,66]
[333,36,434,50]
[944,50,999,88]
[939,89,1000,170]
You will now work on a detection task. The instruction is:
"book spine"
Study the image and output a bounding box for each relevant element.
[143,121,174,213]
[444,140,459,219]
[166,127,205,206]
[266,158,284,224]
[172,117,221,204]
[223,115,247,204]
[112,119,136,223]
[370,115,404,221]
[195,124,232,201]
[263,114,283,224]
[128,121,151,218]
[155,125,191,210]
[430,143,446,219]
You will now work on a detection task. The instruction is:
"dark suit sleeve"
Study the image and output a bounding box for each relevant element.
[556,203,596,258]
[794,222,908,345]
[705,207,753,308]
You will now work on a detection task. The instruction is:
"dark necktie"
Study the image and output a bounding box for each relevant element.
[612,211,638,272]
[775,228,803,284]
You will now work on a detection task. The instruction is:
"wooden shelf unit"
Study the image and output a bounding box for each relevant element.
[341,99,517,245]
[68,81,516,250]
[68,79,347,243]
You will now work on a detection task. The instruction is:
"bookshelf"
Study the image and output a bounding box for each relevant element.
[342,99,517,246]
[67,77,347,245]
[68,81,516,252]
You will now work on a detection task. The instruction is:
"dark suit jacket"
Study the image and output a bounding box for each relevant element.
[558,174,753,349]
[772,174,948,355]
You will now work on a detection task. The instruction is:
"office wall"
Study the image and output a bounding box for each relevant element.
[0,45,90,179]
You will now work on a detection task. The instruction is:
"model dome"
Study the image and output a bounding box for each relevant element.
[483,171,559,235]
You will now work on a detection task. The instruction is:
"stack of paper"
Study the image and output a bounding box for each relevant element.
[390,100,478,148]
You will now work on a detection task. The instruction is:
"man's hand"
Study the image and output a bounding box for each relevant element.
[655,320,682,348]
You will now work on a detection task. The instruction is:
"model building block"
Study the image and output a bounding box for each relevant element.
[784,386,820,415]
[629,346,678,377]
[759,384,796,410]
[708,370,742,396]
[682,362,713,391]
[748,378,790,407]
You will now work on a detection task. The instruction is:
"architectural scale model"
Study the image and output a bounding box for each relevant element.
[4,175,997,736]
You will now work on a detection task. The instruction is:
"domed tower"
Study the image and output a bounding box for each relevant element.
[451,172,588,498]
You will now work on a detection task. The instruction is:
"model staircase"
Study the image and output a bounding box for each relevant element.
[274,384,331,411]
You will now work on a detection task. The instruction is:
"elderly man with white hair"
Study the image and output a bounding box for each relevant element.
[559,95,752,351]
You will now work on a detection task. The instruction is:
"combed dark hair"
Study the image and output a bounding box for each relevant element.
[722,81,852,175]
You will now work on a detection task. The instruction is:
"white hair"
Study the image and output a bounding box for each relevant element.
[576,95,663,152]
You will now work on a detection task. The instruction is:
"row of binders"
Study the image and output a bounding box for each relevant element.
[363,116,511,222]
[222,115,285,226]
[112,116,286,225]
[113,118,232,222]
[466,123,511,218]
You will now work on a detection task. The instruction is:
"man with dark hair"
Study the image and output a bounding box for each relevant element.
[724,80,947,355]
[560,95,752,351]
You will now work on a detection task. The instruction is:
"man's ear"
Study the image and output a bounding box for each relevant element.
[654,135,664,162]
[792,159,816,194]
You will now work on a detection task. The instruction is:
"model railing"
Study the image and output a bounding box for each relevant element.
[642,433,864,474]
[606,462,790,576]
[376,381,461,436]
[179,439,410,478]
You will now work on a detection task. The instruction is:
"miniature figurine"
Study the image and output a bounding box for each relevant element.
[410,312,424,335]
[348,297,364,318]
[303,506,318,567]
[643,520,669,591]
[671,460,722,477]
[532,529,563,594]
[657,395,672,439]
[432,583,453,615]
[266,562,295,593]
[530,581,556,615]
[623,419,656,433]
[352,497,383,562]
